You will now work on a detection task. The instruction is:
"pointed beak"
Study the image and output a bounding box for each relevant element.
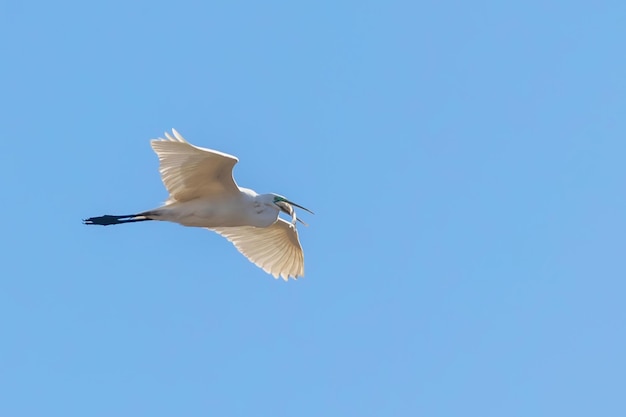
[276,200,313,227]
[283,199,314,215]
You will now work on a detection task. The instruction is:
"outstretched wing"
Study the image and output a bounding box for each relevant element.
[151,129,240,203]
[210,218,305,280]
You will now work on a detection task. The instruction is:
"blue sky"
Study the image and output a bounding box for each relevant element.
[1,1,625,416]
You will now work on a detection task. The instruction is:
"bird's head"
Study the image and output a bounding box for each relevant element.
[271,194,314,226]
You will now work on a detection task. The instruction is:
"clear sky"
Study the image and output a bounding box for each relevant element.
[1,1,625,416]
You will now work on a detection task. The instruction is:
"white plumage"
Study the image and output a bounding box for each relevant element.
[84,129,312,280]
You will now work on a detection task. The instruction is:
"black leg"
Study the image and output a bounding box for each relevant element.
[83,214,152,226]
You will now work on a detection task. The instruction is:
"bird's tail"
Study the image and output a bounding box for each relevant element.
[83,213,152,226]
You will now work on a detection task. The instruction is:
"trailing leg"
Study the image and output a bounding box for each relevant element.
[83,214,152,226]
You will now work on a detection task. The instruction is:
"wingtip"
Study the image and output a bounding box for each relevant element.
[278,272,304,281]
[173,129,187,142]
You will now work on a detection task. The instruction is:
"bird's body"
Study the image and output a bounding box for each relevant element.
[146,189,277,228]
[84,129,312,280]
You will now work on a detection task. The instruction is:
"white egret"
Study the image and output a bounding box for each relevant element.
[84,129,313,280]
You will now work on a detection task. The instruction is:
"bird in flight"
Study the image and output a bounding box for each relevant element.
[84,129,313,280]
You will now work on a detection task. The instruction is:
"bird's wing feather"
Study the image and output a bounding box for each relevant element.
[210,218,305,280]
[151,129,239,202]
